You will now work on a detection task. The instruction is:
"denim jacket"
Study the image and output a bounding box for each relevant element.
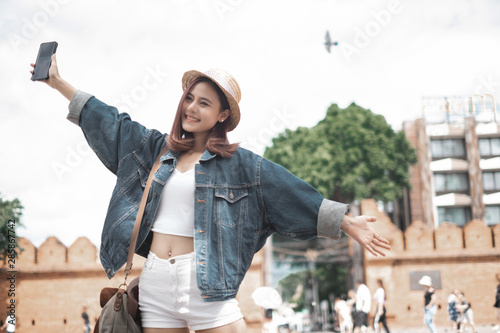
[67,91,347,301]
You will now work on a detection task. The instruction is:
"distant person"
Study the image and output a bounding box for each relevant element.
[262,309,277,333]
[81,305,91,333]
[373,279,390,333]
[335,296,353,333]
[353,281,371,333]
[1,315,16,333]
[494,273,500,331]
[457,291,476,333]
[448,289,460,332]
[419,276,437,333]
[346,289,357,311]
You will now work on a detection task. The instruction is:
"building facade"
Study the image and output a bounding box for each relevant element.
[403,94,500,229]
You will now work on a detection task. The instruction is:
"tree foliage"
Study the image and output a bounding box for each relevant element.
[278,263,348,312]
[0,194,24,261]
[264,103,417,203]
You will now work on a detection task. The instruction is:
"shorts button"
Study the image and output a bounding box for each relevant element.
[170,259,176,264]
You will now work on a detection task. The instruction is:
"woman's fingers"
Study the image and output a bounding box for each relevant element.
[366,216,377,223]
[364,234,391,257]
[365,244,377,257]
[374,235,391,248]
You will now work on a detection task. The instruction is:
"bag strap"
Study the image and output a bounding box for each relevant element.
[123,141,170,281]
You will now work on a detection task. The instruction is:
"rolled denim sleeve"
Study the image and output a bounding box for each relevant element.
[259,157,347,240]
[67,90,94,125]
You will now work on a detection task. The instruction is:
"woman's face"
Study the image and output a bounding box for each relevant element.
[181,81,228,138]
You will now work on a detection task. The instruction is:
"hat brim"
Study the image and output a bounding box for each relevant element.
[182,70,240,132]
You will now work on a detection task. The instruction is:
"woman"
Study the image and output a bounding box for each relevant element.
[419,276,437,333]
[31,54,391,333]
[457,291,476,333]
[373,279,390,333]
[447,290,460,332]
[335,296,353,333]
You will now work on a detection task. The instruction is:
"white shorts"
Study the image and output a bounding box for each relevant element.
[139,251,243,330]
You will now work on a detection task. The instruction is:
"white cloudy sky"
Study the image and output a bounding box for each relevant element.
[1,0,499,247]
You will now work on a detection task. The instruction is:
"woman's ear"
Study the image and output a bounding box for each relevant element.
[219,109,230,122]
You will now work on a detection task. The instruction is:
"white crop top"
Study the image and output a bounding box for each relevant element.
[152,168,195,237]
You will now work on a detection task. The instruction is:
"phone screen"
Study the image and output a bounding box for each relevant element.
[31,41,58,81]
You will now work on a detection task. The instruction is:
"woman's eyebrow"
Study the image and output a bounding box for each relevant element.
[199,96,213,104]
[187,92,213,104]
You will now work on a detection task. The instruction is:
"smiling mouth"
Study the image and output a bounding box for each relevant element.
[185,114,200,122]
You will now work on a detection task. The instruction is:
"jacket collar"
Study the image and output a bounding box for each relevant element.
[159,149,217,163]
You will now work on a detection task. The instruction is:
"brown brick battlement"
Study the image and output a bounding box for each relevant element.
[0,235,265,333]
[361,199,499,254]
[361,199,500,327]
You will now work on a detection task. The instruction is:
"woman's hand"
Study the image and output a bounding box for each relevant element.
[30,54,76,101]
[340,215,391,257]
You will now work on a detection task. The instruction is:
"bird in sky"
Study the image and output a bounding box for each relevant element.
[324,30,338,53]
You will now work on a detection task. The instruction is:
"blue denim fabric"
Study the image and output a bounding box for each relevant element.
[67,91,347,301]
[424,305,437,333]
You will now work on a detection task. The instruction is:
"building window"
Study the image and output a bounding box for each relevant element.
[485,206,500,226]
[430,139,466,159]
[437,207,472,227]
[434,173,469,194]
[482,171,500,192]
[479,138,500,157]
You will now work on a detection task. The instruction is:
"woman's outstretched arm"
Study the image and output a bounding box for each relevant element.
[340,215,391,257]
[30,54,76,101]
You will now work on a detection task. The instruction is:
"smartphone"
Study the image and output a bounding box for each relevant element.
[31,41,58,81]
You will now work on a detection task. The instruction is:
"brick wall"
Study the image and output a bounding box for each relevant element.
[1,236,265,333]
[361,199,500,327]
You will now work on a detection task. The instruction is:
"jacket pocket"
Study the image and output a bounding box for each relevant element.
[214,187,248,226]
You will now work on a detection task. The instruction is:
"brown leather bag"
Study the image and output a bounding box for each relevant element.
[94,278,141,333]
[94,142,169,333]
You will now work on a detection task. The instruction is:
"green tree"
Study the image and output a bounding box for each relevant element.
[267,103,416,306]
[277,263,348,312]
[264,103,417,203]
[0,194,24,261]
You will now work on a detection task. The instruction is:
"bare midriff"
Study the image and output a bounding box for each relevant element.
[150,233,194,259]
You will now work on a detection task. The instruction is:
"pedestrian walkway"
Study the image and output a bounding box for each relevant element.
[314,323,500,333]
[386,323,500,333]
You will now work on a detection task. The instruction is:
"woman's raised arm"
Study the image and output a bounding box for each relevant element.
[30,54,76,101]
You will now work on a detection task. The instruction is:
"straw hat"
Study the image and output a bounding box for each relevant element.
[182,68,241,132]
[418,275,432,287]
